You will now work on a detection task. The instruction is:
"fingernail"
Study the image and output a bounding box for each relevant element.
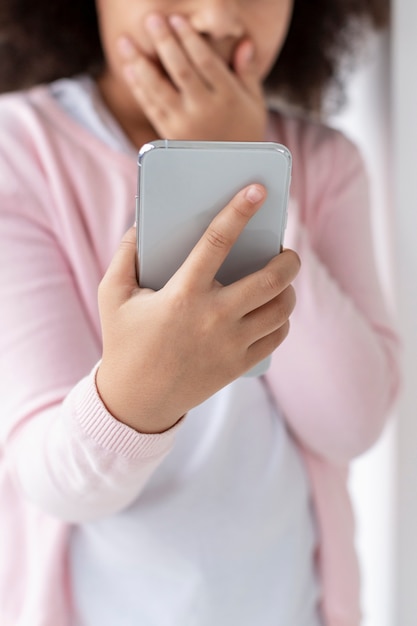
[117,36,136,59]
[146,14,165,33]
[245,185,264,203]
[169,14,186,30]
[242,42,254,65]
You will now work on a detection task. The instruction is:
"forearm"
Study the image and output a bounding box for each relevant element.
[266,215,401,462]
[8,365,178,522]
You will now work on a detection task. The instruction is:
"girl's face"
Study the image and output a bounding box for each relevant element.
[96,0,294,85]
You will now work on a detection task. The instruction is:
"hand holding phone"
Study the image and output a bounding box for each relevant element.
[97,184,299,434]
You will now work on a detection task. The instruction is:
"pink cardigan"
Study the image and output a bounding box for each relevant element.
[0,86,400,626]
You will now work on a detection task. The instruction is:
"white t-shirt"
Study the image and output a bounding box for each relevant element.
[50,76,322,626]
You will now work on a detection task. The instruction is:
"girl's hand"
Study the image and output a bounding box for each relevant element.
[96,184,299,435]
[118,14,267,142]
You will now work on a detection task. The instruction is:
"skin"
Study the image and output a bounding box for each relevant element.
[96,0,294,145]
[95,0,301,434]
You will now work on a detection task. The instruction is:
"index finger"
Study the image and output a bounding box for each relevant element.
[168,14,233,88]
[180,184,266,284]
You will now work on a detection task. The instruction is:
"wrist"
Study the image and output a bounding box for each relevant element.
[95,364,183,434]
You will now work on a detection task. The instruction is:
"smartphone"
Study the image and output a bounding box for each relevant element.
[136,140,292,376]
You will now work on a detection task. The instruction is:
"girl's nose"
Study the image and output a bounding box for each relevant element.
[188,0,244,39]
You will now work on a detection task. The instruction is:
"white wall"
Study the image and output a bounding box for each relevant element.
[391,1,417,624]
[330,8,417,622]
[329,31,397,626]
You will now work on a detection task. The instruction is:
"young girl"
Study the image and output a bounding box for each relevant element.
[0,1,400,625]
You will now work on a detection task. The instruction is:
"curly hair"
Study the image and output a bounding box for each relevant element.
[0,0,388,113]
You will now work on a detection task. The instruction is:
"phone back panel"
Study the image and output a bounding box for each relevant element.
[136,140,292,290]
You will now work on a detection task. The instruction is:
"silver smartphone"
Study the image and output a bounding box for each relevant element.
[136,140,292,376]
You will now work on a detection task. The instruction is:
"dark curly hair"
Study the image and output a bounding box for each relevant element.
[0,0,388,113]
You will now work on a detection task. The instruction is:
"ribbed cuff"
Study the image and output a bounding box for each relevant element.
[70,362,181,460]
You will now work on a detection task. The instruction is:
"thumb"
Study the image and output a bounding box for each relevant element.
[234,40,262,95]
[99,225,140,307]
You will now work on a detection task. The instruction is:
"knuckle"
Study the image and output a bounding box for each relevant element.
[275,286,296,321]
[205,226,231,250]
[271,320,290,348]
[262,269,282,293]
[266,250,300,291]
[165,281,193,310]
[119,237,136,254]
[279,320,291,340]
[273,300,287,326]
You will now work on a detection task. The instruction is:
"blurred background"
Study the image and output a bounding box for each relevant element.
[328,2,416,624]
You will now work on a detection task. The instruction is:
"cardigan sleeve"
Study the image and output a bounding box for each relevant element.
[0,183,179,523]
[265,128,401,463]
